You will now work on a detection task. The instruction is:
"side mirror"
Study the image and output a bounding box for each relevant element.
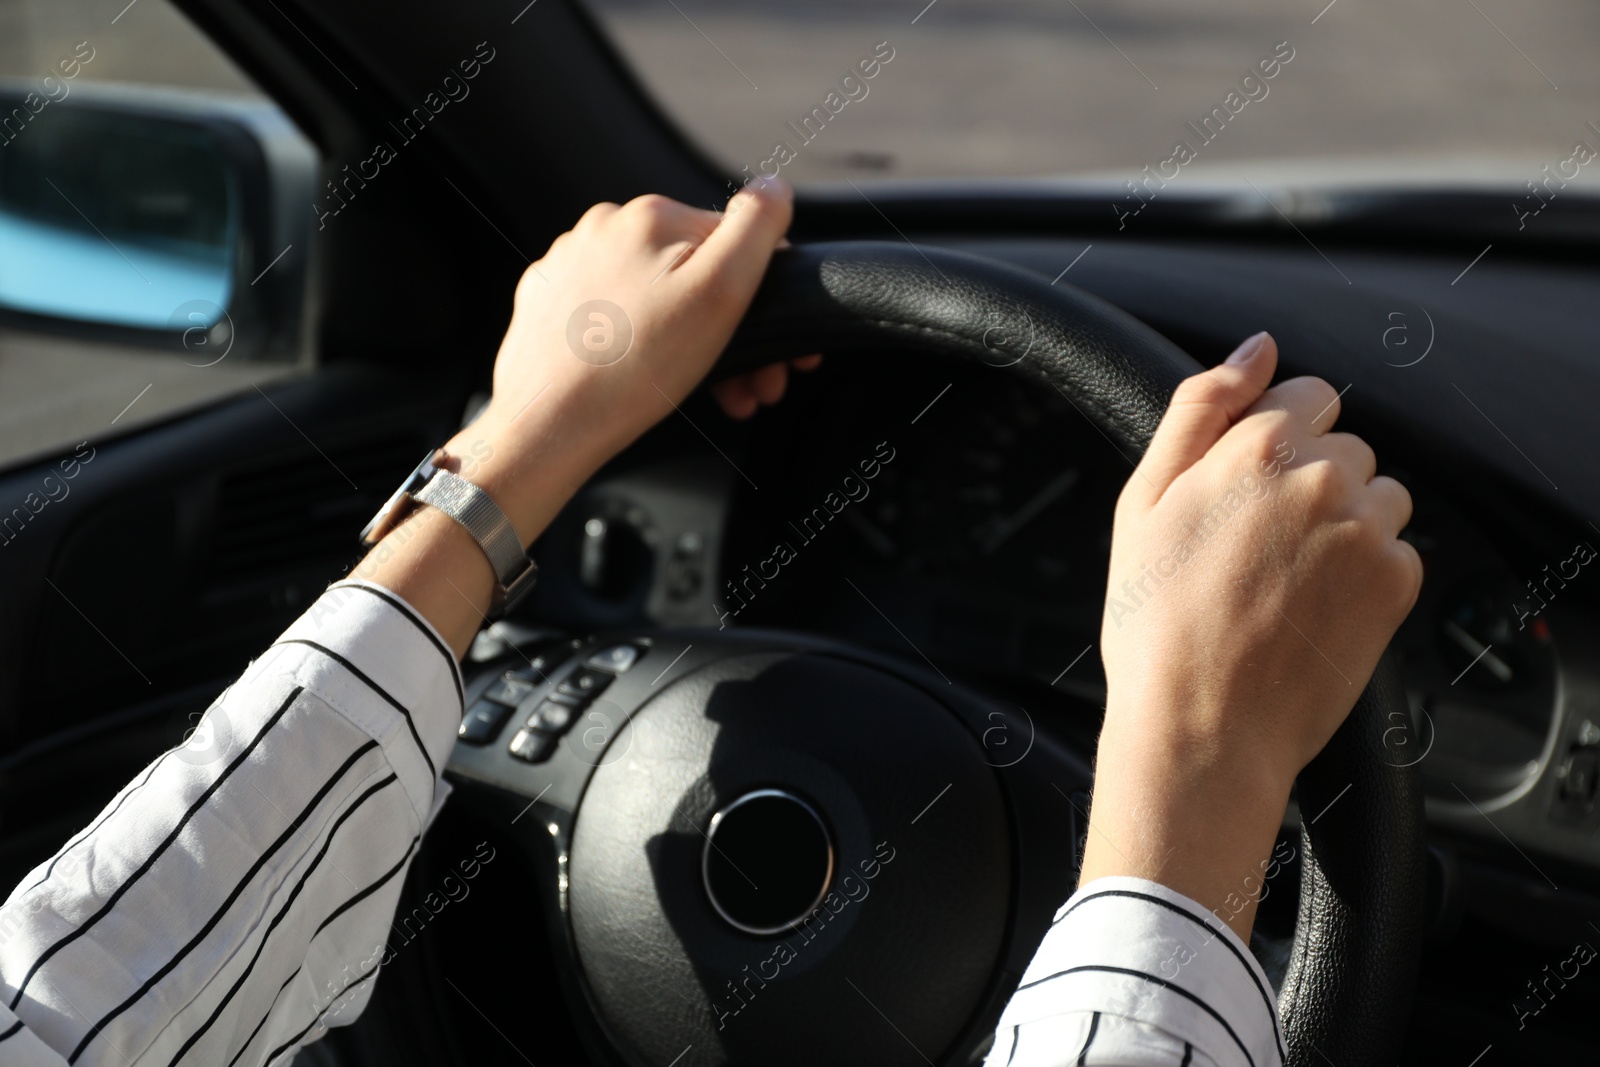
[0,82,317,364]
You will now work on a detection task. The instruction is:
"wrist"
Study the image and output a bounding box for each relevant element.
[1099,664,1304,794]
[438,401,604,549]
[355,401,592,659]
[1084,709,1293,939]
[1094,708,1295,859]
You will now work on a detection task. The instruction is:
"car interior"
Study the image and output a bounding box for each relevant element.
[1,0,1597,1064]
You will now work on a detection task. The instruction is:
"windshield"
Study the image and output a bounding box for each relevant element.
[585,0,1597,188]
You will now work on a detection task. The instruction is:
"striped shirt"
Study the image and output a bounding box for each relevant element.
[0,580,461,1067]
[984,877,1285,1067]
[0,580,1275,1066]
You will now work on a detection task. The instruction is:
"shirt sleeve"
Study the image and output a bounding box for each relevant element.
[0,579,464,1067]
[984,876,1285,1067]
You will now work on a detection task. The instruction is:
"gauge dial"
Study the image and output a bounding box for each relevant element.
[1393,494,1559,801]
[840,379,1115,601]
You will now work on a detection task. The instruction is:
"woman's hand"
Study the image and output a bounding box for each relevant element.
[1080,332,1423,938]
[362,182,803,657]
[456,180,800,542]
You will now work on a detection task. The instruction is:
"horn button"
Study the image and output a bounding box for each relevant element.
[703,789,835,936]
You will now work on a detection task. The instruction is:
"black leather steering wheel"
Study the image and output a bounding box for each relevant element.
[519,242,1425,1067]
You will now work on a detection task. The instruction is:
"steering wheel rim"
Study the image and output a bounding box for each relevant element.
[708,240,1429,1063]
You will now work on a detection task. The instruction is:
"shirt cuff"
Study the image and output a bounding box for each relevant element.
[999,876,1284,1067]
[261,580,465,816]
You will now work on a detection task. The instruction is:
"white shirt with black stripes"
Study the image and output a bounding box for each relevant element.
[0,580,462,1067]
[983,877,1285,1067]
[0,580,1275,1066]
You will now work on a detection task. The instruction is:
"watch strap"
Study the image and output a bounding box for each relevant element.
[413,469,538,613]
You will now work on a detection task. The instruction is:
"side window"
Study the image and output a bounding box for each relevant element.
[0,0,318,470]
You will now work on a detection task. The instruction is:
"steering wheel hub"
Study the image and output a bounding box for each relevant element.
[567,650,1013,1066]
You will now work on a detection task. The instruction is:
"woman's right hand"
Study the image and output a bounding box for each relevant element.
[1081,331,1422,937]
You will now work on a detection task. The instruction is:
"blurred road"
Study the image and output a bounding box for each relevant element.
[588,0,1600,184]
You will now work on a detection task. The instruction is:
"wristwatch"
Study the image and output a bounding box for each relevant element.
[360,450,539,618]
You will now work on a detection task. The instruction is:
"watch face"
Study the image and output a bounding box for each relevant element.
[359,451,438,546]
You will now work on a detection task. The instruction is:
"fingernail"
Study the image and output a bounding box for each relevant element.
[1225,331,1269,366]
[735,175,787,202]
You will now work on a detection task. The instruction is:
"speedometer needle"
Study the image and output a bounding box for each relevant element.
[980,469,1080,555]
[1443,620,1513,682]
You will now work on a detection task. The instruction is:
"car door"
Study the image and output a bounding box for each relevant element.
[0,0,475,899]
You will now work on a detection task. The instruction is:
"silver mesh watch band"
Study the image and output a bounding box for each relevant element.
[413,469,538,614]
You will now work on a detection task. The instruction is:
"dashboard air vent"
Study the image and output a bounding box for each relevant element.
[209,432,424,588]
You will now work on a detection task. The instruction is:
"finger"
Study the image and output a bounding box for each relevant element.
[1388,536,1425,611]
[1321,431,1377,484]
[748,362,789,406]
[1367,474,1414,539]
[612,199,724,284]
[653,203,771,281]
[1133,332,1278,503]
[792,354,823,371]
[712,378,760,420]
[680,177,794,302]
[574,201,621,234]
[544,229,574,257]
[649,239,701,285]
[672,207,725,244]
[616,194,722,248]
[1248,376,1344,435]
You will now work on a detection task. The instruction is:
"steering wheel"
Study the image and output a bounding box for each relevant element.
[449,242,1426,1067]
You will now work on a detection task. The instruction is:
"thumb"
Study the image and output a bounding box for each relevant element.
[681,177,794,304]
[1131,332,1278,503]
